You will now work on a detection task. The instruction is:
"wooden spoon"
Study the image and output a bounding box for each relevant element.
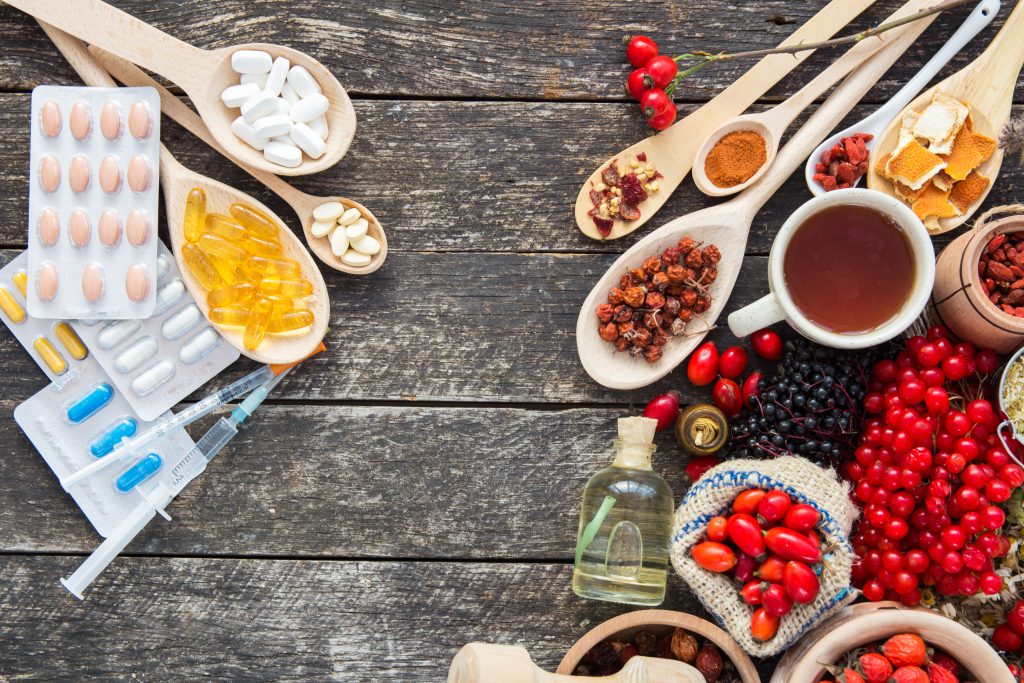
[573,0,880,240]
[866,0,1024,233]
[87,46,387,276]
[576,14,932,390]
[7,0,356,177]
[448,643,704,683]
[691,0,934,198]
[43,26,329,364]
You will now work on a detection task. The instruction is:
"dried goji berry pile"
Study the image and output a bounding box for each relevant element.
[596,237,719,363]
[979,231,1024,316]
[812,133,873,192]
[816,633,974,682]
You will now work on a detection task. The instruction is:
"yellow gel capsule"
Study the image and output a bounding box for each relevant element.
[33,336,67,375]
[205,213,248,244]
[265,295,295,312]
[258,277,313,297]
[182,242,224,290]
[243,234,282,257]
[54,322,87,360]
[229,203,279,240]
[243,297,273,350]
[207,282,256,308]
[0,286,25,323]
[198,233,249,263]
[184,187,207,243]
[209,305,252,327]
[250,255,301,278]
[12,269,27,297]
[206,251,240,285]
[268,308,314,333]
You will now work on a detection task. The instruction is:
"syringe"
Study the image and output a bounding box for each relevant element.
[60,368,291,599]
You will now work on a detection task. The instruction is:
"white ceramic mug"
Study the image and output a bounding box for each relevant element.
[728,189,935,349]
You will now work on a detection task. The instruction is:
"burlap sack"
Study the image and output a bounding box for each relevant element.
[670,456,859,658]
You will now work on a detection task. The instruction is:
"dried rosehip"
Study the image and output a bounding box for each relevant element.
[670,628,698,662]
[694,643,723,682]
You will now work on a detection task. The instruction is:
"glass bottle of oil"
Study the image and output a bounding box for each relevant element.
[572,416,674,606]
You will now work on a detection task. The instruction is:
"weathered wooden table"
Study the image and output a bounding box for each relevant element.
[0,1,1021,679]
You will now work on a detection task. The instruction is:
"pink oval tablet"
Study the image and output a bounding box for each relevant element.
[126,210,150,247]
[125,264,150,302]
[100,102,121,140]
[128,101,151,139]
[37,208,59,246]
[36,262,58,302]
[69,209,91,248]
[82,262,104,302]
[69,101,91,140]
[99,156,121,194]
[98,210,120,247]
[40,99,61,137]
[39,155,60,193]
[69,155,90,193]
[127,156,150,192]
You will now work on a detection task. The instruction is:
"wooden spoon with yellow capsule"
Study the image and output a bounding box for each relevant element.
[89,46,387,275]
[41,24,328,364]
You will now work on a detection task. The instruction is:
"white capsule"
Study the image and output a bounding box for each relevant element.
[341,250,372,267]
[240,72,268,88]
[311,220,335,238]
[156,254,172,281]
[289,122,326,159]
[280,81,300,105]
[240,91,278,122]
[345,218,368,240]
[351,234,381,256]
[132,360,175,396]
[180,328,220,364]
[114,336,158,373]
[338,208,361,226]
[231,50,273,74]
[153,278,186,316]
[329,227,349,256]
[252,114,293,139]
[221,82,260,108]
[230,116,267,151]
[313,201,344,222]
[274,97,290,115]
[264,141,302,168]
[270,134,296,146]
[161,304,202,340]
[97,319,141,350]
[290,94,329,123]
[265,56,290,95]
[286,65,321,98]
[308,116,329,141]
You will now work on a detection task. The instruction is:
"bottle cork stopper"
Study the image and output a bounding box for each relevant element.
[618,416,658,446]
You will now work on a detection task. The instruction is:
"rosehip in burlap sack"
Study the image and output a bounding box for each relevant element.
[670,456,859,657]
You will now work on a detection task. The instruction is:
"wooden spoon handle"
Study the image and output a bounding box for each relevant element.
[36,20,117,89]
[7,0,208,92]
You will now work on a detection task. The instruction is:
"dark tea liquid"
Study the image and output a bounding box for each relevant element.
[783,205,915,334]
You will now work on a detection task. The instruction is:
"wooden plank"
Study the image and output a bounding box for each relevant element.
[0,1,1019,102]
[0,556,775,680]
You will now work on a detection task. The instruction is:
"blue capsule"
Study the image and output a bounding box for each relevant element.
[116,453,163,493]
[90,417,138,458]
[66,384,114,423]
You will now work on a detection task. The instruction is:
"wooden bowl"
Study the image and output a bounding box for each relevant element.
[771,602,1013,683]
[555,609,759,683]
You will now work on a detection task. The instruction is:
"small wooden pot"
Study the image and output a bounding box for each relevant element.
[770,602,1013,683]
[556,609,759,683]
[933,213,1024,353]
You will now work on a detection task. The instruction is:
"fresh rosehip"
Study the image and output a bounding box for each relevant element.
[642,391,680,430]
[783,560,819,604]
[860,653,893,683]
[690,541,736,573]
[727,513,766,559]
[706,515,728,542]
[783,504,820,532]
[762,582,792,617]
[764,527,821,563]
[740,579,763,606]
[839,669,866,683]
[646,106,677,131]
[751,329,783,361]
[757,490,792,523]
[687,341,719,386]
[750,607,779,641]
[643,54,678,89]
[732,488,765,515]
[640,88,673,120]
[742,371,762,407]
[718,346,748,379]
[732,550,756,583]
[626,68,649,100]
[712,377,743,417]
[891,666,929,683]
[882,633,926,667]
[757,555,786,584]
[626,35,659,67]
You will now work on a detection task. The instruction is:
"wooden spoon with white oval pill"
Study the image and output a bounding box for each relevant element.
[42,24,330,364]
[9,0,356,177]
[88,46,387,275]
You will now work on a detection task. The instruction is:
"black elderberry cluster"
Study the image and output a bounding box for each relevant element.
[728,338,875,466]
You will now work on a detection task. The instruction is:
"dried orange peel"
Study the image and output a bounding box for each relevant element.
[949,170,990,214]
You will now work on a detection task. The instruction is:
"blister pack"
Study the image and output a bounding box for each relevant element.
[72,242,240,421]
[14,354,196,537]
[27,85,160,319]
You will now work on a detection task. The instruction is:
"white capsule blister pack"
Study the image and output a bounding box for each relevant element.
[14,354,196,537]
[27,85,161,320]
[72,242,240,421]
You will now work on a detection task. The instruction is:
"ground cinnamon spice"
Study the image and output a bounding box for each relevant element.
[704,130,767,188]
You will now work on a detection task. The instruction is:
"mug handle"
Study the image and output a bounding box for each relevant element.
[728,294,786,338]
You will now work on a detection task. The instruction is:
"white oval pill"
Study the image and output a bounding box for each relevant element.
[179,327,221,364]
[263,141,302,168]
[38,209,60,246]
[346,219,368,240]
[231,50,273,74]
[308,116,329,141]
[40,99,61,137]
[274,97,290,115]
[341,250,372,267]
[114,336,158,373]
[240,72,268,88]
[156,254,172,282]
[230,116,267,151]
[69,209,91,247]
[100,102,121,140]
[99,210,120,246]
[82,262,104,302]
[39,155,60,193]
[252,113,292,138]
[311,220,334,238]
[162,304,202,340]
[265,56,290,96]
[126,210,150,246]
[286,65,321,98]
[127,156,150,192]
[153,278,185,316]
[289,122,326,159]
[351,234,381,256]
[240,91,278,122]
[329,227,349,256]
[313,202,344,222]
[132,360,175,396]
[36,262,59,302]
[289,94,329,123]
[338,208,361,226]
[125,264,150,302]
[128,101,152,139]
[97,319,140,349]
[280,82,299,105]
[69,101,91,140]
[99,156,121,193]
[221,82,260,108]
